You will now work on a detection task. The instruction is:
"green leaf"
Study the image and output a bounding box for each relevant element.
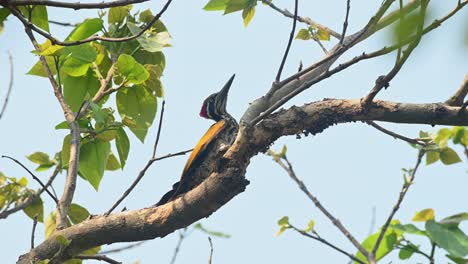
[23,196,44,223]
[64,44,97,63]
[116,53,150,84]
[426,150,440,165]
[127,22,171,53]
[27,56,57,77]
[277,216,290,227]
[224,0,247,14]
[45,210,57,239]
[139,9,154,23]
[355,227,399,263]
[242,3,256,27]
[27,152,52,165]
[301,219,315,232]
[55,120,90,130]
[108,5,131,24]
[0,8,10,24]
[134,50,165,68]
[391,223,427,236]
[144,64,164,97]
[399,244,417,260]
[435,128,452,148]
[203,0,229,11]
[440,148,462,165]
[316,28,330,41]
[115,127,130,169]
[18,177,28,187]
[61,57,91,77]
[67,18,103,42]
[89,102,108,124]
[279,145,287,158]
[440,213,468,227]
[412,208,435,222]
[37,39,64,56]
[56,235,71,247]
[426,220,468,258]
[106,153,121,171]
[63,70,100,112]
[296,28,312,40]
[78,140,111,190]
[275,225,289,237]
[452,127,465,145]
[68,203,90,224]
[447,254,468,264]
[117,85,157,142]
[30,5,49,32]
[193,223,231,238]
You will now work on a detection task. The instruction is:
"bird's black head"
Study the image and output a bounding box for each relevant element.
[200,74,235,122]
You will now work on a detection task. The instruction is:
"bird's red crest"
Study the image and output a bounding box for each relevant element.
[199,99,209,119]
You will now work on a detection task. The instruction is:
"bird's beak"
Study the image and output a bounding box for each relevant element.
[218,74,235,100]
[216,74,235,111]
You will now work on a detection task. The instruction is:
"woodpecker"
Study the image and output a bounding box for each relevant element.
[156,74,238,206]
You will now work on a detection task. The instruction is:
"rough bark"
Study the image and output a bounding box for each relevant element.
[17,99,467,263]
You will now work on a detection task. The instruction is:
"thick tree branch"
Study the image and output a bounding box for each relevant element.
[18,99,467,263]
[5,0,147,9]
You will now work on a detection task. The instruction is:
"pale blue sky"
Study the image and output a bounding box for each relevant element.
[0,0,467,263]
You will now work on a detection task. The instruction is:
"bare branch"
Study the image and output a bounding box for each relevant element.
[151,149,193,162]
[1,155,58,203]
[272,156,368,257]
[6,0,148,9]
[290,225,364,264]
[31,216,38,249]
[365,121,427,146]
[0,165,59,220]
[339,0,351,44]
[99,241,145,255]
[48,20,77,27]
[370,150,425,259]
[208,237,213,264]
[6,0,174,46]
[0,52,14,120]
[106,101,166,215]
[9,6,81,229]
[170,228,188,264]
[261,0,341,39]
[446,73,468,106]
[75,254,122,264]
[275,0,299,82]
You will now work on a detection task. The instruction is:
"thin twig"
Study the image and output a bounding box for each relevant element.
[152,100,166,159]
[272,155,369,257]
[170,228,188,264]
[48,20,77,27]
[30,216,38,249]
[365,121,426,146]
[429,242,436,264]
[6,0,174,46]
[275,0,299,83]
[151,149,193,162]
[0,52,14,120]
[446,73,468,106]
[7,0,148,9]
[0,165,60,219]
[105,101,166,215]
[290,226,364,264]
[340,0,351,44]
[370,150,425,259]
[75,255,122,264]
[99,241,146,255]
[362,0,429,106]
[1,155,58,203]
[208,237,213,264]
[261,0,341,39]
